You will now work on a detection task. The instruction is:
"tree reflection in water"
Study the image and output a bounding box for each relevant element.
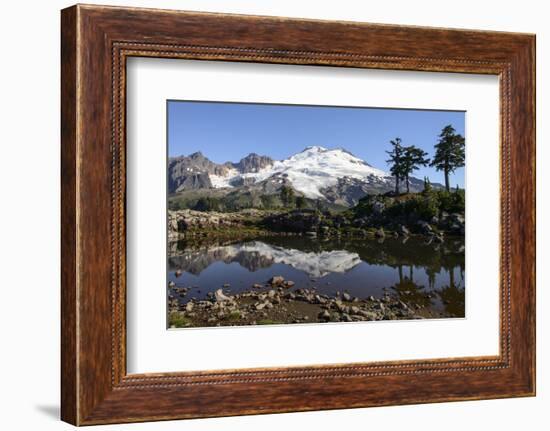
[389,264,465,317]
[435,267,465,317]
[169,235,465,317]
[390,265,432,309]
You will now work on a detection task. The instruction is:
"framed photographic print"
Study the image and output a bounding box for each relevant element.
[164,101,466,330]
[61,4,535,425]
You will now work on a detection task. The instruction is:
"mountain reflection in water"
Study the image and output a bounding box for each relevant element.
[168,236,465,317]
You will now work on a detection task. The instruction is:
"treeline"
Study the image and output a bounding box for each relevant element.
[173,186,318,213]
[386,124,465,194]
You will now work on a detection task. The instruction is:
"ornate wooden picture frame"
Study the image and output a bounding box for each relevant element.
[61,4,535,425]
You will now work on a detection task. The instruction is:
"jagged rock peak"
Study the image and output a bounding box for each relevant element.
[233,153,274,173]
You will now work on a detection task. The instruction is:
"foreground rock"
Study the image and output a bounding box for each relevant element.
[269,275,285,287]
[168,285,439,328]
[214,288,232,302]
[168,208,276,241]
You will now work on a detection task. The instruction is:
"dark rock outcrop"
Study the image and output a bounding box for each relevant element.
[263,209,323,233]
[168,152,231,192]
[232,153,273,173]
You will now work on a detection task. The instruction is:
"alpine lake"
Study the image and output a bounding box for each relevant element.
[167,234,465,328]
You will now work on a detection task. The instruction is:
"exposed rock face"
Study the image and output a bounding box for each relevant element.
[168,147,443,206]
[443,213,465,235]
[167,208,268,240]
[263,209,323,233]
[321,177,389,207]
[168,152,232,192]
[322,176,430,207]
[168,152,274,193]
[232,153,273,173]
[228,176,258,187]
[171,172,212,191]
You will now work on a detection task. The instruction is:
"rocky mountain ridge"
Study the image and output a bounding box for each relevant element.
[168,146,437,207]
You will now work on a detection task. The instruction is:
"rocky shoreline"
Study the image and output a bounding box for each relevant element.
[168,207,464,245]
[167,192,465,328]
[168,275,444,328]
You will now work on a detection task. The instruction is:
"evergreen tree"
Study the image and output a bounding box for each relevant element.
[385,138,404,195]
[280,185,295,208]
[295,195,307,209]
[401,146,430,193]
[194,196,220,212]
[430,125,465,191]
[423,176,432,194]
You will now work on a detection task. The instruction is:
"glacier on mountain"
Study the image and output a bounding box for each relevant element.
[208,146,388,199]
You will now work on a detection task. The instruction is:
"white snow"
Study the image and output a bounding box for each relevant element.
[209,168,239,188]
[208,146,388,199]
[221,241,362,277]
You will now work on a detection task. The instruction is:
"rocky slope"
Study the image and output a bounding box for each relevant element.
[168,146,436,207]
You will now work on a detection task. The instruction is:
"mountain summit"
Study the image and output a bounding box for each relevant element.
[168,146,429,207]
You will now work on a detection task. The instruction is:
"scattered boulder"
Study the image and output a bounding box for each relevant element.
[398,301,409,310]
[431,232,444,243]
[170,282,429,327]
[214,289,231,302]
[255,302,265,310]
[269,276,285,287]
[358,310,378,320]
[341,313,353,322]
[398,225,410,236]
[318,310,331,321]
[314,294,327,304]
[417,220,433,234]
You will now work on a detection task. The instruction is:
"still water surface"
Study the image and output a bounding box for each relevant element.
[168,236,465,317]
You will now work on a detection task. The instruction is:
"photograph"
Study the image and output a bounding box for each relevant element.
[167,101,466,328]
[47,1,537,426]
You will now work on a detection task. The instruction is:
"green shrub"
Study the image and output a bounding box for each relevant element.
[257,319,284,325]
[350,189,464,225]
[168,311,190,328]
[260,194,280,209]
[385,195,438,221]
[436,189,465,214]
[193,196,225,212]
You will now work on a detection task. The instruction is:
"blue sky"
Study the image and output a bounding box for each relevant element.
[168,100,465,188]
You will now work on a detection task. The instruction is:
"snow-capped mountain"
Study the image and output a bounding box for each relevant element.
[210,146,388,199]
[168,146,428,207]
[169,240,361,277]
